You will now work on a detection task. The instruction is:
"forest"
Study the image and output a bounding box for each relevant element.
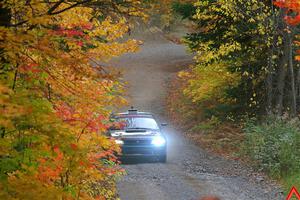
[0,0,300,199]
[168,0,300,192]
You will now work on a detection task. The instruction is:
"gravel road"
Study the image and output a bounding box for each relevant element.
[109,31,283,200]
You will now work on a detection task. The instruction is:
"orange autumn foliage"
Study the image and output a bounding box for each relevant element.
[0,0,147,199]
[274,0,300,60]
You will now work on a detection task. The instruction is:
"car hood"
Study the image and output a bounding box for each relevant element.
[110,130,159,138]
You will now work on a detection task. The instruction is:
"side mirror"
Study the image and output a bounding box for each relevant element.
[161,123,168,127]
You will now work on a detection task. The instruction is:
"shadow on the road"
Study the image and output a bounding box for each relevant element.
[120,157,162,165]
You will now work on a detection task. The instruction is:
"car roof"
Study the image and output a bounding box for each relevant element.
[114,109,154,118]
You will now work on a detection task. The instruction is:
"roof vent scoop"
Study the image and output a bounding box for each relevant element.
[128,106,138,114]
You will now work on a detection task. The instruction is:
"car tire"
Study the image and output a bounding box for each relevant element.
[158,154,167,163]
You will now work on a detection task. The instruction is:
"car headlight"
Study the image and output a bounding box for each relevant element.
[151,136,166,147]
[115,139,124,145]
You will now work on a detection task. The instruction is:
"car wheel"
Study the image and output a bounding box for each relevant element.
[158,154,167,163]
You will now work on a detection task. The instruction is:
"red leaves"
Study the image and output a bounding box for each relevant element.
[55,102,108,133]
[38,146,64,183]
[49,23,92,44]
[274,0,300,26]
[76,41,84,47]
[38,165,62,183]
[50,27,84,37]
[275,0,300,60]
[80,23,93,30]
[55,103,74,122]
[70,143,78,150]
[284,14,300,26]
[273,1,286,7]
[274,0,300,9]
[94,149,115,160]
[48,23,93,48]
[19,63,41,73]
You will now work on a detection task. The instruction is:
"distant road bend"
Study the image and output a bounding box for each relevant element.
[109,32,282,200]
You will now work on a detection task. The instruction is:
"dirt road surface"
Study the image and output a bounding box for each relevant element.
[109,32,283,200]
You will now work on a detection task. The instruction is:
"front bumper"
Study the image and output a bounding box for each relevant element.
[121,145,166,157]
[119,137,166,157]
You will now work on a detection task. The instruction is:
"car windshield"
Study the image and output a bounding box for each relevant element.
[115,117,159,130]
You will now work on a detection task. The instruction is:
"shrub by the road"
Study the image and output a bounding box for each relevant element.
[243,118,300,189]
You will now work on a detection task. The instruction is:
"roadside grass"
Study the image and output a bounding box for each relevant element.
[166,75,300,193]
[243,118,300,195]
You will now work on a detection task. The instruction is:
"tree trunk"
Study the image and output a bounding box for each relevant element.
[266,0,275,115]
[296,67,300,107]
[266,54,273,114]
[275,64,286,115]
[275,36,289,115]
[288,33,297,116]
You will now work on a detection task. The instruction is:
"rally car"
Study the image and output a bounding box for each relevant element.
[108,108,167,162]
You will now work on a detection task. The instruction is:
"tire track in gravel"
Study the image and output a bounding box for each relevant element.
[109,31,283,200]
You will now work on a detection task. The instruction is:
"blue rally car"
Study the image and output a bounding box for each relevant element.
[109,108,167,162]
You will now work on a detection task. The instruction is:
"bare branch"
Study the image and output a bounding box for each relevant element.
[49,0,91,15]
[47,0,65,14]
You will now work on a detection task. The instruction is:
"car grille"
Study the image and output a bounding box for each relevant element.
[121,138,165,156]
[123,138,152,146]
[122,147,155,155]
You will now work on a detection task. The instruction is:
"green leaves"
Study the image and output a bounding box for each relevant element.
[176,0,281,117]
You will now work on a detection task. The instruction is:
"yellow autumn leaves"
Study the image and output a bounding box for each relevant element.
[0,0,146,199]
